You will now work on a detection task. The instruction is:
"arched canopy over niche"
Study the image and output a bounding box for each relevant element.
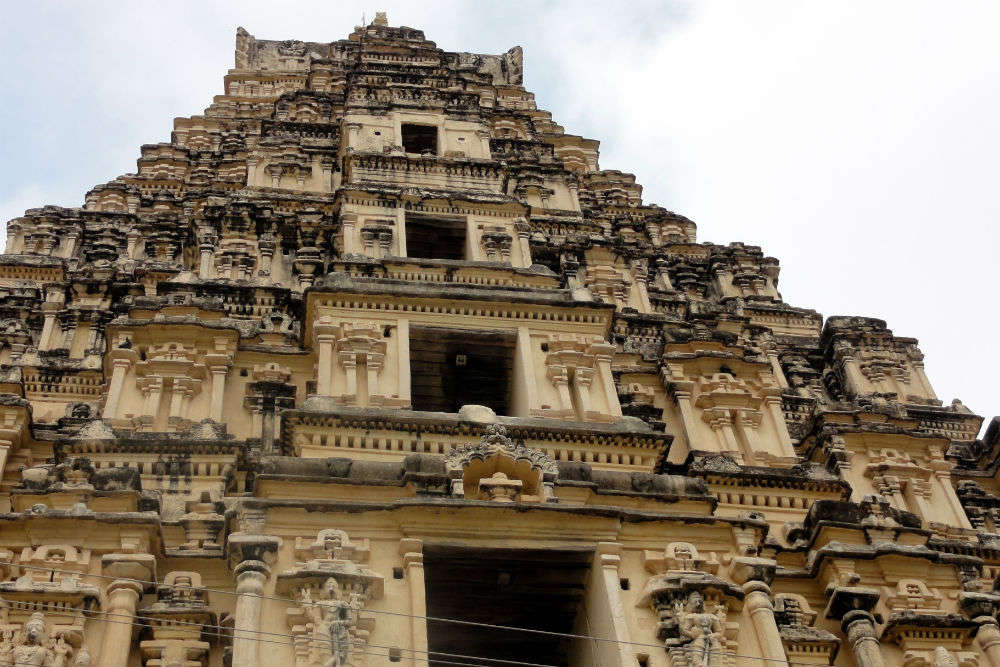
[445,424,557,502]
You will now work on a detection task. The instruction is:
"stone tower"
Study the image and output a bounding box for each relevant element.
[0,15,998,667]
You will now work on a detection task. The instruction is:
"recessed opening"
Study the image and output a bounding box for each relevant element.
[401,123,438,155]
[404,213,466,261]
[388,647,402,663]
[409,327,515,415]
[393,567,404,580]
[424,545,592,667]
[636,654,650,667]
[619,578,630,590]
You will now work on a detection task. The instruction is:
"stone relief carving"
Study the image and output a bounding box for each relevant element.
[277,529,384,667]
[445,424,557,502]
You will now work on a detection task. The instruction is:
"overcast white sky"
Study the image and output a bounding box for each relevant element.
[1,1,997,431]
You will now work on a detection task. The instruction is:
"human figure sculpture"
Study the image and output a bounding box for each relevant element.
[0,629,17,667]
[677,591,724,667]
[70,647,90,667]
[12,613,50,667]
[304,578,355,667]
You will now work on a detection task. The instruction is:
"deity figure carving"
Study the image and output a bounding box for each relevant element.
[303,578,356,667]
[6,613,76,667]
[676,592,725,667]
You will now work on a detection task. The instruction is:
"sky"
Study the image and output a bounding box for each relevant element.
[1,1,997,432]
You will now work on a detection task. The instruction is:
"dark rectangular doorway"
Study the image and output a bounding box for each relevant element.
[404,213,466,260]
[423,545,592,667]
[409,327,515,415]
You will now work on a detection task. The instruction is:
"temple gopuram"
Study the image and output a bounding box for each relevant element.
[0,13,997,667]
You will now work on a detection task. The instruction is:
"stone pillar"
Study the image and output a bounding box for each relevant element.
[62,230,80,259]
[766,351,789,388]
[715,269,738,298]
[591,543,638,667]
[141,376,164,419]
[934,467,974,530]
[547,366,573,416]
[764,395,796,458]
[0,439,11,482]
[837,347,868,398]
[669,384,698,452]
[400,539,429,667]
[99,554,154,667]
[199,242,215,279]
[396,319,411,407]
[103,349,138,420]
[572,367,594,417]
[38,302,61,351]
[209,365,229,422]
[340,213,359,255]
[514,220,531,268]
[842,610,884,667]
[593,343,622,418]
[228,534,280,667]
[731,558,787,667]
[314,320,338,396]
[339,351,359,400]
[975,617,1000,667]
[98,579,143,667]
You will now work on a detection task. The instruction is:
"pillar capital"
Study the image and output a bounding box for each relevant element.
[101,552,155,585]
[730,556,777,587]
[841,608,877,637]
[227,532,280,570]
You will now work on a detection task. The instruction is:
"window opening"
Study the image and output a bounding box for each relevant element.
[401,123,438,155]
[409,327,515,415]
[424,546,592,667]
[404,213,466,261]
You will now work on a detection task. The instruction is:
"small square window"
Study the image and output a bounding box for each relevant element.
[401,123,438,155]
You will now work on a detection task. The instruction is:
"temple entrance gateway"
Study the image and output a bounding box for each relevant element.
[423,545,593,667]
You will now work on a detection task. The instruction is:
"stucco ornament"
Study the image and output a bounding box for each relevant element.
[445,424,557,502]
[278,529,384,667]
[677,591,725,667]
[2,612,81,667]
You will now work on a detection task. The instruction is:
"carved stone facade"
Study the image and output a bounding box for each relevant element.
[0,13,997,667]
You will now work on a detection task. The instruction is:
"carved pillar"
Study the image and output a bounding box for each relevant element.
[732,558,787,667]
[514,220,531,267]
[98,579,143,667]
[208,363,230,422]
[400,539,429,667]
[229,534,280,667]
[572,367,595,417]
[934,467,974,530]
[38,301,62,351]
[669,383,698,451]
[140,375,164,421]
[99,555,154,667]
[630,259,652,312]
[593,341,622,418]
[62,229,81,258]
[199,241,215,279]
[842,611,884,667]
[975,617,1000,667]
[314,320,338,396]
[546,365,573,416]
[836,343,868,397]
[103,349,138,419]
[592,543,637,667]
[766,351,788,388]
[764,395,796,458]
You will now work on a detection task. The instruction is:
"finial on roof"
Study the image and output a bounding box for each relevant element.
[373,11,388,26]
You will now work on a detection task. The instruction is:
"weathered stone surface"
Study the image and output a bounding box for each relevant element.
[0,13,994,667]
